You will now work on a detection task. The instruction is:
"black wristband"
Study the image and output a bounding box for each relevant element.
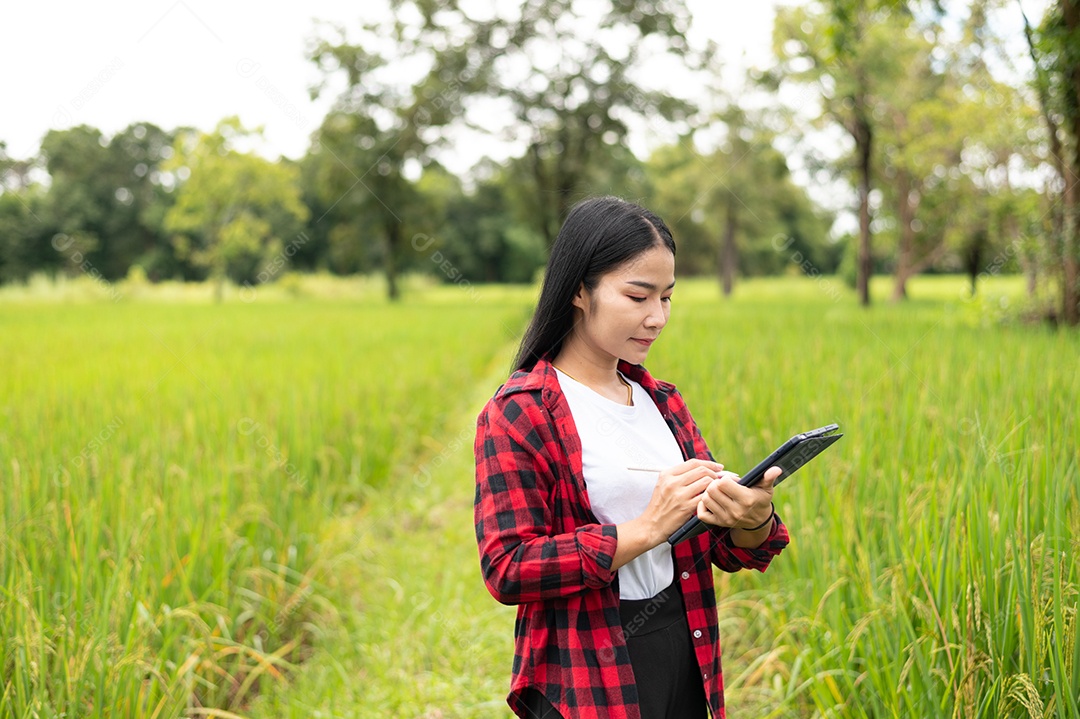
[744,502,775,532]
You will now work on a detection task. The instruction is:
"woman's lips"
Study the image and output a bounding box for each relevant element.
[631,338,655,347]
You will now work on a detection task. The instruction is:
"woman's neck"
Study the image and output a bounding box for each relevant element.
[551,340,627,403]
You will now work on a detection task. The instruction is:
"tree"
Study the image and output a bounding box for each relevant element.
[35,123,178,282]
[869,16,953,300]
[311,0,711,260]
[472,0,709,245]
[1024,0,1080,325]
[39,125,119,279]
[774,0,915,306]
[163,117,309,301]
[0,143,52,283]
[0,189,52,284]
[307,7,495,299]
[430,161,548,284]
[646,129,833,293]
[305,110,419,298]
[811,0,1041,302]
[919,2,1041,302]
[105,123,179,281]
[0,141,35,193]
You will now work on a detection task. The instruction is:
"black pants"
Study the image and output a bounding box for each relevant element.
[521,575,708,719]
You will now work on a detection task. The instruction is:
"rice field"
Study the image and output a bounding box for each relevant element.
[648,276,1080,718]
[0,281,533,717]
[1,274,1077,718]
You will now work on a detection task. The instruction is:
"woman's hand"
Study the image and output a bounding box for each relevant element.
[695,466,780,531]
[612,459,722,571]
[638,458,723,543]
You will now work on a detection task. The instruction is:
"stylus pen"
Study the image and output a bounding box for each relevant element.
[628,467,737,478]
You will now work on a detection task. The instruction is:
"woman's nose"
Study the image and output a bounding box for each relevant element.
[644,299,668,328]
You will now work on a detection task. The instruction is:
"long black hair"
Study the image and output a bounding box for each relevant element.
[513,196,676,371]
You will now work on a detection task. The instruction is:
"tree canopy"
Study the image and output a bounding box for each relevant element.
[0,0,1073,322]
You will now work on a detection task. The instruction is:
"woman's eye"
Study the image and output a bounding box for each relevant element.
[629,296,646,303]
[662,296,672,303]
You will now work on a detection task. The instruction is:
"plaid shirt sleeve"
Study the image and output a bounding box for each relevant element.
[706,513,790,572]
[474,394,619,605]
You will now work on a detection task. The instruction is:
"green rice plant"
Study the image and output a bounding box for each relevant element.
[4,275,1075,719]
[245,275,1077,719]
[0,289,532,717]
[648,275,1079,718]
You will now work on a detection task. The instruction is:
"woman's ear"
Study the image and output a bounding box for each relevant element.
[571,282,588,312]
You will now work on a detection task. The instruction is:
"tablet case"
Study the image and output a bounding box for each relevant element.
[667,423,842,545]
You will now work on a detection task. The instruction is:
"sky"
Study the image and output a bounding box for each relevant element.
[0,0,782,174]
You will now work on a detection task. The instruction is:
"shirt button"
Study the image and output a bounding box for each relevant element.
[693,629,702,639]
[681,571,690,580]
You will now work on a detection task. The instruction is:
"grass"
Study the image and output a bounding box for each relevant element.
[251,273,1078,719]
[0,283,534,717]
[648,274,1079,717]
[2,273,1076,718]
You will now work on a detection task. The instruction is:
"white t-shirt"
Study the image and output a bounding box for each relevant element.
[554,367,687,600]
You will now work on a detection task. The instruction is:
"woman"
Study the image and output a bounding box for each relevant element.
[473,196,789,719]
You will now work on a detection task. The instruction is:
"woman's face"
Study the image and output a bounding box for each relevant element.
[571,244,675,365]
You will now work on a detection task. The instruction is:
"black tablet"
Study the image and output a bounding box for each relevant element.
[667,423,842,545]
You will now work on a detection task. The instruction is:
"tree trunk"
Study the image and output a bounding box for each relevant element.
[892,272,909,301]
[965,228,986,297]
[720,197,737,297]
[528,142,555,247]
[892,170,914,302]
[854,106,873,307]
[1023,253,1038,298]
[1003,213,1036,298]
[1023,6,1069,318]
[1062,179,1078,324]
[553,122,582,240]
[1059,0,1080,324]
[385,217,400,302]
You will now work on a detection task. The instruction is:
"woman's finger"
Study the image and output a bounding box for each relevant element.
[697,493,735,526]
[684,474,714,499]
[711,474,754,503]
[671,464,720,486]
[667,458,723,476]
[757,466,782,490]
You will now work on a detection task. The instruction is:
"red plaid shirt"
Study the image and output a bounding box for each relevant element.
[474,357,789,719]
